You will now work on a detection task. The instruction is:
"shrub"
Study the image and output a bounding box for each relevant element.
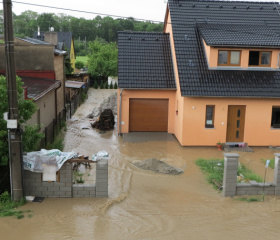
[109,82,113,89]
[113,82,118,89]
[93,81,99,89]
[100,81,104,89]
[104,81,108,89]
[75,61,85,69]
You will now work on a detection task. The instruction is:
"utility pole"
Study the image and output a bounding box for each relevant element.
[3,0,23,201]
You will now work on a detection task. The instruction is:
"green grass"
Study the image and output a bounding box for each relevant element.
[236,196,263,202]
[0,191,31,219]
[76,56,88,66]
[261,158,275,169]
[196,158,224,189]
[196,158,263,190]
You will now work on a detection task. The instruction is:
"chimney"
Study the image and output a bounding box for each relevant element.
[44,31,58,47]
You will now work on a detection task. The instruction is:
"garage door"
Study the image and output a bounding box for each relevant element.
[129,99,169,132]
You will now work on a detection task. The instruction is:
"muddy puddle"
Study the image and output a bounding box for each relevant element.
[1,89,280,240]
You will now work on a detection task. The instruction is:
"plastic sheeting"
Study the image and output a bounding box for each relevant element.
[23,149,78,173]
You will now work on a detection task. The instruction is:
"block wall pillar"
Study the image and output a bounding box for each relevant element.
[274,153,280,195]
[223,153,239,197]
[96,159,108,198]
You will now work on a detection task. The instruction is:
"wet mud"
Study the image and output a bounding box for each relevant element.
[1,89,280,240]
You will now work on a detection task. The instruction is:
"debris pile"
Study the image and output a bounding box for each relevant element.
[91,109,115,131]
[133,159,184,175]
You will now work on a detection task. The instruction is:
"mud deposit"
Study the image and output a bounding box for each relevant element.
[133,158,184,175]
[1,89,280,240]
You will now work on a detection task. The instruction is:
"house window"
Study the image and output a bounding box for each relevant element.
[205,105,215,128]
[271,107,280,128]
[249,51,271,67]
[218,50,241,66]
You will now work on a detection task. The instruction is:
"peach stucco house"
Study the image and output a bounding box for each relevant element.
[117,0,280,147]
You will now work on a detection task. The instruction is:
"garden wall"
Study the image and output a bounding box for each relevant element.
[23,159,108,198]
[223,153,280,197]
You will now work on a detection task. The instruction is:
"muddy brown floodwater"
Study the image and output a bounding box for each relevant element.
[1,89,280,240]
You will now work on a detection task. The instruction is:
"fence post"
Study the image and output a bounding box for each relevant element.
[223,153,239,197]
[274,153,280,195]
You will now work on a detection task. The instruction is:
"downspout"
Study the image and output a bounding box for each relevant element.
[119,89,123,135]
[278,53,280,69]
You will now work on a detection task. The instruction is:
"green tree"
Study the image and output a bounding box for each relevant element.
[0,76,37,166]
[37,13,59,32]
[65,57,74,74]
[75,61,85,69]
[87,39,118,78]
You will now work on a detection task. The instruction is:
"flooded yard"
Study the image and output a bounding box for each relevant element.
[1,89,280,240]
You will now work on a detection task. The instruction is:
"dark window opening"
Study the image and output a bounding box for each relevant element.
[249,51,259,66]
[271,107,280,128]
[205,105,215,128]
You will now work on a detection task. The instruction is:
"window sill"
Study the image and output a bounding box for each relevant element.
[205,127,215,129]
[270,127,280,130]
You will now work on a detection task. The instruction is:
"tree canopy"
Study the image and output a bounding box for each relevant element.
[1,11,164,43]
[0,76,37,166]
[87,39,118,78]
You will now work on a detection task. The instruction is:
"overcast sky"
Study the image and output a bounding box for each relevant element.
[1,0,278,23]
[2,0,168,22]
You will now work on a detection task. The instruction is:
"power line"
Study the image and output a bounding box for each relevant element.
[11,1,165,24]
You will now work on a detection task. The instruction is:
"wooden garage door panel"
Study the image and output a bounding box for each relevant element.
[129,99,168,132]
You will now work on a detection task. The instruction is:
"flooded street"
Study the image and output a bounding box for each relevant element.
[1,89,280,240]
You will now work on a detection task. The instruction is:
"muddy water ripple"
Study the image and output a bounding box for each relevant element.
[1,89,280,240]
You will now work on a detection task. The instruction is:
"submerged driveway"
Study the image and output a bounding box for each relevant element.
[1,89,280,240]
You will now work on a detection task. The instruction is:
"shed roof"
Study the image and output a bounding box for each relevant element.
[168,0,280,97]
[21,76,61,101]
[118,32,176,89]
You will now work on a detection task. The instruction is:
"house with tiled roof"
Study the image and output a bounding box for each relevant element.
[118,0,280,146]
[34,31,76,71]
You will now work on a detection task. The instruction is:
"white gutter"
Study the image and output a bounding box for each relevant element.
[119,89,123,135]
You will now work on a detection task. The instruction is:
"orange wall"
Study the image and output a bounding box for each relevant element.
[164,7,185,143]
[203,40,280,69]
[118,89,176,133]
[181,97,280,146]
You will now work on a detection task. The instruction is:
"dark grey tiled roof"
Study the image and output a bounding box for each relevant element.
[197,23,280,47]
[22,37,51,45]
[33,31,73,51]
[118,32,176,89]
[168,0,280,97]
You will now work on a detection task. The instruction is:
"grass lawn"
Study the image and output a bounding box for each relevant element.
[0,191,31,219]
[261,158,275,169]
[76,56,89,65]
[196,158,263,190]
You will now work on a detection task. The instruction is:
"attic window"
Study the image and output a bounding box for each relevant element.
[248,51,271,67]
[218,50,241,66]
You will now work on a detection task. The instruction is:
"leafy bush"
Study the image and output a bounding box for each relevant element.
[104,81,108,89]
[75,61,85,69]
[113,82,118,89]
[100,81,104,89]
[109,82,113,89]
[22,125,44,152]
[93,81,99,89]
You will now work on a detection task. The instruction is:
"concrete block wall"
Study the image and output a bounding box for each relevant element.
[24,162,73,198]
[73,185,96,198]
[96,159,108,197]
[223,153,280,197]
[24,160,108,198]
